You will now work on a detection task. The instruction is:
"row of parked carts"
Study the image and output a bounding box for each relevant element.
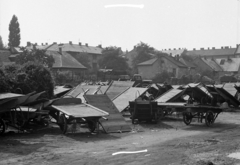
[0,82,240,135]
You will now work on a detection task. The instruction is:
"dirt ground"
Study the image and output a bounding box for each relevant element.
[1,111,240,165]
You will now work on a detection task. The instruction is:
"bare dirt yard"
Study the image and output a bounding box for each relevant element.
[1,111,240,165]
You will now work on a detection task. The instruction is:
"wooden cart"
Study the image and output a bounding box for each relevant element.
[47,98,109,134]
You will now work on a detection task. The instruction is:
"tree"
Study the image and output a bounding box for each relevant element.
[0,36,4,49]
[99,46,129,72]
[132,42,155,73]
[15,48,55,68]
[8,15,21,47]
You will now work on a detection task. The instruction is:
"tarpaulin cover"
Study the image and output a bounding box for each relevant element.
[113,87,148,112]
[155,89,183,103]
[84,94,132,133]
[105,81,135,100]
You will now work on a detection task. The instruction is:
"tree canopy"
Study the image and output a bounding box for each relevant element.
[8,15,21,47]
[15,48,55,68]
[99,46,129,72]
[132,42,155,73]
[0,36,4,49]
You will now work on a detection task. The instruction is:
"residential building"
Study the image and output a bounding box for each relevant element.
[26,41,102,72]
[137,54,189,80]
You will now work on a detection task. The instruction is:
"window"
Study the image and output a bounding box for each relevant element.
[173,68,176,76]
[220,59,225,65]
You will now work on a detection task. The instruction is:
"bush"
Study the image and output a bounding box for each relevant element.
[1,62,55,99]
[152,71,174,83]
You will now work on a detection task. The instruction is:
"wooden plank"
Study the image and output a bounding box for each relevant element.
[63,85,100,97]
[84,94,132,133]
[113,87,148,112]
[51,103,108,118]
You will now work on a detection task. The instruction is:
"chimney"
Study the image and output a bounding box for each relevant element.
[35,43,38,46]
[45,42,48,45]
[85,43,88,47]
[53,42,57,44]
[69,41,72,45]
[33,44,36,50]
[169,48,171,50]
[193,48,196,50]
[221,46,224,49]
[173,48,176,50]
[134,46,136,49]
[98,44,102,48]
[41,43,44,46]
[79,42,82,46]
[59,47,62,55]
[212,47,215,49]
[200,48,204,50]
[27,42,31,47]
[225,46,229,49]
[179,48,181,50]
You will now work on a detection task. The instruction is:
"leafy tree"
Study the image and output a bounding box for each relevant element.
[132,42,155,73]
[152,71,174,83]
[1,62,54,98]
[15,48,55,68]
[0,36,4,49]
[8,15,21,47]
[99,46,129,72]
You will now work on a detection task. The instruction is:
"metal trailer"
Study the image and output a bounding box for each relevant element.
[46,98,109,134]
[0,91,50,134]
[129,100,160,124]
[157,102,223,126]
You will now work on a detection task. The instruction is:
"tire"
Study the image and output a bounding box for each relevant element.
[183,112,192,125]
[58,114,67,134]
[0,119,6,135]
[87,120,96,133]
[205,111,214,127]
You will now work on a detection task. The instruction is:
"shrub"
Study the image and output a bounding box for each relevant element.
[1,62,55,99]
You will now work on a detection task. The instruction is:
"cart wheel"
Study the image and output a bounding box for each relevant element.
[87,120,96,133]
[58,114,67,134]
[205,111,214,127]
[183,112,192,125]
[0,119,6,135]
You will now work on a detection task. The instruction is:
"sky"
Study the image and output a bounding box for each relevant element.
[0,0,240,51]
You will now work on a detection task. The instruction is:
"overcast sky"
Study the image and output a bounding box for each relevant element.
[0,0,239,51]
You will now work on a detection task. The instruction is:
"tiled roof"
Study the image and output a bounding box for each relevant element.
[162,49,185,57]
[179,58,196,68]
[48,43,102,54]
[186,48,236,57]
[163,55,187,68]
[215,58,240,72]
[137,58,158,66]
[201,58,223,71]
[46,50,87,69]
[26,43,102,55]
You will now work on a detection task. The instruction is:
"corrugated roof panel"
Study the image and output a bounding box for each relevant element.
[201,58,223,71]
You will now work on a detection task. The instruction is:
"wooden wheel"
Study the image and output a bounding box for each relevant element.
[87,120,97,133]
[205,111,214,127]
[0,119,6,135]
[183,112,192,125]
[58,114,67,134]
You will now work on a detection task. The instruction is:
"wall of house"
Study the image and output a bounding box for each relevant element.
[138,61,159,79]
[137,58,191,79]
